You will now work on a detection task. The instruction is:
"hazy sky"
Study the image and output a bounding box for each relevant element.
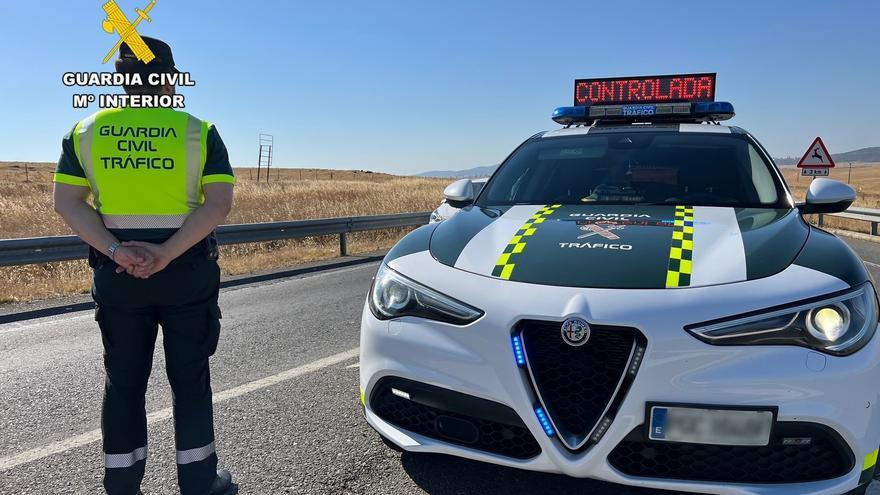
[1,0,877,175]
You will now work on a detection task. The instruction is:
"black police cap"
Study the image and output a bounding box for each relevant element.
[115,36,179,73]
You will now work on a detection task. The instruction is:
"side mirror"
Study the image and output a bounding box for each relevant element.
[443,179,475,208]
[798,178,856,214]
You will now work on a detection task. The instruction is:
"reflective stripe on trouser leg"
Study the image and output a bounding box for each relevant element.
[160,272,222,494]
[171,362,218,494]
[105,446,148,469]
[177,441,216,465]
[93,299,159,495]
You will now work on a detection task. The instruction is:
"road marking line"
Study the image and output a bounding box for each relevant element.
[0,347,360,472]
[865,261,880,269]
[345,363,360,369]
[0,314,92,335]
[0,263,379,333]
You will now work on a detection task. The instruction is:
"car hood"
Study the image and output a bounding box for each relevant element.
[429,204,809,289]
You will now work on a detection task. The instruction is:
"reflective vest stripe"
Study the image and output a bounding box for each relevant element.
[184,115,204,210]
[53,172,90,186]
[74,112,102,210]
[102,213,189,229]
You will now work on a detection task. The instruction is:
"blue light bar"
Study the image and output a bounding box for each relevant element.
[511,335,526,367]
[551,101,734,125]
[534,407,556,437]
[551,106,587,125]
[692,101,735,120]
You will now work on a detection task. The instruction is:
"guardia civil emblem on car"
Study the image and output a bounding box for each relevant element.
[561,317,591,347]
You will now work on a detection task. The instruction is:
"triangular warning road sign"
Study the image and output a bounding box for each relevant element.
[797,136,835,168]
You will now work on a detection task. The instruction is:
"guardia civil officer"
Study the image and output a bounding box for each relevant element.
[53,37,235,495]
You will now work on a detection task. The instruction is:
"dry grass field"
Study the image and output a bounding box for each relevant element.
[0,162,447,303]
[1,162,878,303]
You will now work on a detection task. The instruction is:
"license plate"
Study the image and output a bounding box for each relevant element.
[648,405,773,446]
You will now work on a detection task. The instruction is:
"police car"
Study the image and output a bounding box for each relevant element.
[429,178,488,223]
[359,74,880,495]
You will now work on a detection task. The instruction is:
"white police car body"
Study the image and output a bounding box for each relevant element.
[359,74,880,495]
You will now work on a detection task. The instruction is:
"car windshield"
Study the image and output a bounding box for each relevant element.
[478,131,788,208]
[473,181,486,196]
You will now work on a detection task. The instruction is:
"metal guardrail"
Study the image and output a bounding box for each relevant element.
[0,212,431,267]
[819,207,880,236]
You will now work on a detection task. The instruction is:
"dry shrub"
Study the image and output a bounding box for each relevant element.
[0,261,92,303]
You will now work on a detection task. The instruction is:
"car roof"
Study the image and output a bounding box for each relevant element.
[539,123,748,139]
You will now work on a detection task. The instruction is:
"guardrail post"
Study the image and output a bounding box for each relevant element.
[817,214,824,227]
[873,221,878,237]
[339,232,348,256]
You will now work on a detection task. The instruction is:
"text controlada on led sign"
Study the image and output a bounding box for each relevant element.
[574,74,716,106]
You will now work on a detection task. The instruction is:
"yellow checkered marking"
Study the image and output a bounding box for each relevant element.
[665,205,695,288]
[861,447,879,483]
[864,448,878,471]
[492,204,561,280]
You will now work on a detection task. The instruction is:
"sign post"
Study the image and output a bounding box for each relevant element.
[797,137,835,177]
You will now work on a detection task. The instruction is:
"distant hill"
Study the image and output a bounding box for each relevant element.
[774,146,880,166]
[417,147,880,175]
[418,147,880,176]
[416,165,497,178]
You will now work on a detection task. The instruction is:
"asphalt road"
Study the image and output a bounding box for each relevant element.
[0,238,878,495]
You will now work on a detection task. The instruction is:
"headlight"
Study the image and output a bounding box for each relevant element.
[369,264,484,325]
[686,283,879,356]
[429,211,444,223]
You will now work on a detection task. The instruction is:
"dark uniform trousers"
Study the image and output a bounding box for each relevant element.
[92,247,221,495]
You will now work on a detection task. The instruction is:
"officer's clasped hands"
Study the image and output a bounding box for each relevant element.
[109,245,153,278]
[113,241,172,279]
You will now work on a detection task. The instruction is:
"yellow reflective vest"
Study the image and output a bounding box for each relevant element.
[54,107,235,230]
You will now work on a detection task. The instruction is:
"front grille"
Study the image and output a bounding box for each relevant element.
[608,423,854,483]
[519,320,642,451]
[370,378,541,460]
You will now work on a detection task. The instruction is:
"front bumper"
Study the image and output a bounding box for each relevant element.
[359,251,880,495]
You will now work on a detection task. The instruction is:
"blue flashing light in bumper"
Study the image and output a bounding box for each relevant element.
[535,407,556,437]
[511,335,526,367]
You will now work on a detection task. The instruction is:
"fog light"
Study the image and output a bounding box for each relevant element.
[808,305,849,342]
[391,388,411,400]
